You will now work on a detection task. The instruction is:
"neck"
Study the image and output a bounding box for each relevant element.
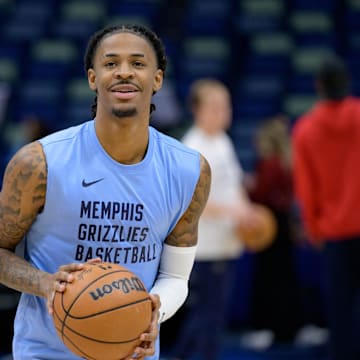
[94,116,149,164]
[197,124,220,137]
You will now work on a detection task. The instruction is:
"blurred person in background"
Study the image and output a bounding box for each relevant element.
[4,114,53,154]
[19,114,52,142]
[243,115,303,349]
[292,53,360,360]
[168,78,259,360]
[1,114,53,190]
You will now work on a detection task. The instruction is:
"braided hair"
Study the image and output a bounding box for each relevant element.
[84,24,167,119]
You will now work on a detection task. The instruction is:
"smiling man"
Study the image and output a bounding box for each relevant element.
[88,31,161,121]
[0,25,211,360]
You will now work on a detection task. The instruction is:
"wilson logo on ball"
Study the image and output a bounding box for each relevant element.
[89,277,147,300]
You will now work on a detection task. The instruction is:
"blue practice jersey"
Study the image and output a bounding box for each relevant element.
[13,120,200,360]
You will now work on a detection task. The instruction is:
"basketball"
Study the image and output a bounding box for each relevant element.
[236,204,277,252]
[52,262,152,360]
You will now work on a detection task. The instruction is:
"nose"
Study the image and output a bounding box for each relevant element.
[114,62,134,79]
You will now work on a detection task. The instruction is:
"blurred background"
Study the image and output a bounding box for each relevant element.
[0,0,359,359]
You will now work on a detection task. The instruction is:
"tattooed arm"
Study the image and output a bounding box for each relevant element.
[0,141,48,296]
[151,154,211,312]
[165,154,211,247]
[0,142,87,308]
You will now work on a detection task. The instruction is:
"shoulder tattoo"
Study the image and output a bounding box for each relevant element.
[0,141,47,248]
[166,154,211,247]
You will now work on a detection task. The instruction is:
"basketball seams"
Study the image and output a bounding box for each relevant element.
[62,322,145,344]
[66,297,151,320]
[53,323,97,360]
[59,269,134,339]
[57,301,151,350]
[61,332,97,360]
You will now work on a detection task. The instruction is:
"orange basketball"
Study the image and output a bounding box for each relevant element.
[52,262,152,360]
[236,204,277,252]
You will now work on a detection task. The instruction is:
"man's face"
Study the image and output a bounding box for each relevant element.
[88,32,163,119]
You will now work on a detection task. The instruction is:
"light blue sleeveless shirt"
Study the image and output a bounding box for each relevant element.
[13,120,200,360]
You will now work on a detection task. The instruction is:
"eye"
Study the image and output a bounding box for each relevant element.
[105,61,116,68]
[133,61,145,68]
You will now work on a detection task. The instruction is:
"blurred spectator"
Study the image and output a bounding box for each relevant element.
[243,115,303,348]
[292,54,360,360]
[4,114,53,158]
[21,114,52,142]
[168,78,259,360]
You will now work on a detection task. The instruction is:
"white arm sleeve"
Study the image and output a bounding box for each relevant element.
[150,243,197,323]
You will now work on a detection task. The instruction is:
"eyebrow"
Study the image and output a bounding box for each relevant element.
[104,53,145,58]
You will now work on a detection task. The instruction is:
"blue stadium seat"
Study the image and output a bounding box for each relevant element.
[0,58,19,85]
[62,78,94,128]
[233,75,285,120]
[283,93,316,120]
[52,0,105,40]
[106,0,164,26]
[288,73,315,93]
[292,0,337,11]
[244,54,291,76]
[345,1,360,31]
[14,79,63,124]
[2,0,55,42]
[182,0,233,36]
[234,0,285,33]
[180,36,231,78]
[27,39,78,80]
[3,20,46,42]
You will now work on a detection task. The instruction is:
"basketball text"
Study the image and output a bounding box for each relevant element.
[89,276,147,301]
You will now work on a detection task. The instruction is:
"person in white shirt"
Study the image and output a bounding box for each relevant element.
[169,78,258,360]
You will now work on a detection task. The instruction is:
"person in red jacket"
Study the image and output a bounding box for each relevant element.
[292,54,360,360]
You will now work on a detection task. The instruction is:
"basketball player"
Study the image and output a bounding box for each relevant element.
[0,25,211,360]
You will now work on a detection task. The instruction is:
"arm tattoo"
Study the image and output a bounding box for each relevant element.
[166,155,211,247]
[0,141,47,293]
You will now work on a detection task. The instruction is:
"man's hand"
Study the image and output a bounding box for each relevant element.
[124,294,161,359]
[46,258,102,315]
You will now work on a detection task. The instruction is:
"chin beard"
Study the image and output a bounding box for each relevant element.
[112,107,137,118]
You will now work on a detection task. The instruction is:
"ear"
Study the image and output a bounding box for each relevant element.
[153,69,163,93]
[88,68,97,91]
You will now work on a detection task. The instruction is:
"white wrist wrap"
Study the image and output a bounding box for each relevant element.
[150,244,197,323]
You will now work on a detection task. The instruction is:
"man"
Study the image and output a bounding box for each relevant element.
[293,54,360,360]
[0,24,211,360]
[169,79,258,360]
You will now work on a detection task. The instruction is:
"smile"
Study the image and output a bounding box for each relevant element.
[111,90,138,100]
